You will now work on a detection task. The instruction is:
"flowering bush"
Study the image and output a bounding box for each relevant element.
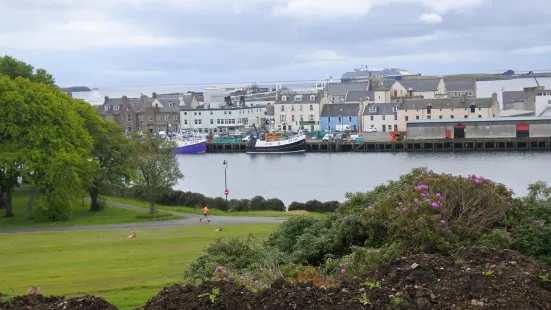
[360,168,515,254]
[324,243,402,277]
[209,265,265,292]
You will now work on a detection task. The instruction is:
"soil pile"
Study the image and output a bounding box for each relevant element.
[0,294,116,310]
[140,248,551,310]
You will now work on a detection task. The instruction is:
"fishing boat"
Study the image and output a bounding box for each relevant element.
[246,124,306,154]
[166,132,207,154]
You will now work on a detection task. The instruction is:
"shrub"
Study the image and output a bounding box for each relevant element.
[324,243,403,277]
[304,200,323,212]
[183,235,284,284]
[230,199,250,211]
[264,198,285,211]
[250,196,266,211]
[266,216,321,255]
[321,201,340,212]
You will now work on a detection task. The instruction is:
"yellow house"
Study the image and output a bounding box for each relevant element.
[397,93,500,130]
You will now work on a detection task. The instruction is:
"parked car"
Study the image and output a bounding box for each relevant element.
[242,135,252,142]
[364,127,378,133]
[322,134,335,141]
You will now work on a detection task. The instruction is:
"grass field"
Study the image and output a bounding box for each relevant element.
[106,196,325,217]
[0,191,181,230]
[0,224,278,309]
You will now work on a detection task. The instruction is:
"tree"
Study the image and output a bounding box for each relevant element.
[74,102,135,211]
[0,76,93,220]
[132,133,183,213]
[0,55,56,86]
[0,170,19,217]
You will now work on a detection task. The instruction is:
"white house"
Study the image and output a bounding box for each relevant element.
[361,103,399,132]
[274,91,324,131]
[372,78,447,103]
[180,106,266,134]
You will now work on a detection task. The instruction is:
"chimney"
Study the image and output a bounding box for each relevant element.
[492,92,497,103]
[104,96,109,102]
[152,92,157,99]
[470,102,476,113]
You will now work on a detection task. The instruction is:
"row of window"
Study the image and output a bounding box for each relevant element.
[368,106,398,113]
[279,115,316,122]
[367,115,398,121]
[404,115,490,121]
[124,115,180,122]
[182,119,253,125]
[280,105,315,111]
[182,109,263,116]
[281,95,316,102]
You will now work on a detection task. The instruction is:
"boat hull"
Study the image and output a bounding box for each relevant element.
[174,140,207,154]
[246,136,306,154]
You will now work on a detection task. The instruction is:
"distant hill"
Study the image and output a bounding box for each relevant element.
[59,86,92,92]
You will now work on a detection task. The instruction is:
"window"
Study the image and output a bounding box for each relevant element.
[194,119,202,125]
[478,115,482,118]
[127,127,132,131]
[164,116,169,121]
[127,115,132,122]
[156,116,161,121]
[139,115,144,121]
[309,105,313,111]
[394,125,398,131]
[280,115,286,122]
[300,115,304,121]
[294,95,302,101]
[228,111,231,115]
[127,106,130,111]
[184,112,187,115]
[281,106,285,111]
[104,105,109,110]
[114,105,120,111]
[281,96,287,101]
[291,115,295,121]
[382,115,386,120]
[405,116,409,121]
[394,115,397,121]
[369,106,377,113]
[310,95,316,101]
[370,116,374,121]
[184,120,188,125]
[309,114,315,121]
[416,116,420,119]
[210,119,214,124]
[338,116,342,122]
[149,116,153,121]
[439,115,443,119]
[451,115,454,119]
[194,112,197,116]
[464,115,468,118]
[348,116,352,122]
[291,105,295,111]
[173,115,179,121]
[427,115,431,119]
[168,101,174,107]
[299,105,303,111]
[392,106,398,112]
[210,111,213,115]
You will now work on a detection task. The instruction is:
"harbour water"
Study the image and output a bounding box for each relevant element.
[175,152,551,205]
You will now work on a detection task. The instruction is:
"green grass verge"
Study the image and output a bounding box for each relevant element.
[0,191,182,230]
[106,196,326,217]
[0,224,278,310]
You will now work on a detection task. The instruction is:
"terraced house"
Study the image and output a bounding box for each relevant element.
[274,91,324,131]
[396,93,500,130]
[372,78,447,103]
[361,103,399,132]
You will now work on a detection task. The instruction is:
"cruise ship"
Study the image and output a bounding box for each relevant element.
[340,65,418,82]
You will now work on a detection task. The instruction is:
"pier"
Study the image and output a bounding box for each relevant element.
[206,137,551,153]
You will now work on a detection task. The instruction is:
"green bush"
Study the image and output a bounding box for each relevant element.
[183,235,284,284]
[229,199,250,211]
[288,201,306,211]
[250,196,266,211]
[264,198,285,212]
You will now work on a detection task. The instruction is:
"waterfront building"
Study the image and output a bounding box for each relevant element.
[326,82,369,103]
[320,103,360,132]
[180,105,266,135]
[406,116,551,140]
[445,79,476,98]
[361,103,399,132]
[397,93,500,130]
[273,90,324,131]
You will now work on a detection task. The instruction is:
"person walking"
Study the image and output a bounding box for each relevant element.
[200,205,210,223]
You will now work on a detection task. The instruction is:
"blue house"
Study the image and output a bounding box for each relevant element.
[320,103,360,132]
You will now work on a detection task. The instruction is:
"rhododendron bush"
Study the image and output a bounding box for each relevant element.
[360,168,515,254]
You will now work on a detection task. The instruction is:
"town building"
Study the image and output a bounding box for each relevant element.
[180,105,266,135]
[326,82,369,103]
[320,103,360,132]
[399,78,447,99]
[406,117,551,140]
[344,90,374,104]
[501,86,551,117]
[444,79,476,98]
[273,91,323,131]
[396,93,500,130]
[361,103,399,132]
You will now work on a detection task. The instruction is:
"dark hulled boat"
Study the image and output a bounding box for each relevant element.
[246,124,306,154]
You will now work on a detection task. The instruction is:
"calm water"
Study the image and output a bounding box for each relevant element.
[175,152,551,205]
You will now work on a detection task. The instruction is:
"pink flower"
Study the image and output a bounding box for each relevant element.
[444,241,450,246]
[504,232,511,240]
[435,193,442,199]
[341,268,347,274]
[533,220,545,228]
[431,202,440,208]
[223,278,228,281]
[387,194,393,199]
[401,207,407,214]
[367,250,372,254]
[440,219,447,224]
[254,280,260,285]
[211,277,217,281]
[215,266,223,272]
[375,250,381,254]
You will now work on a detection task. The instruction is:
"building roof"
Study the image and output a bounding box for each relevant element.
[345,90,374,102]
[398,97,494,110]
[407,116,551,125]
[400,79,440,92]
[374,79,397,91]
[503,91,525,104]
[275,91,322,104]
[445,79,475,92]
[327,82,369,97]
[363,103,397,116]
[321,103,360,117]
[500,109,534,117]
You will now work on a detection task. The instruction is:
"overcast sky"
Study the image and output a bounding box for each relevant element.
[1,0,550,87]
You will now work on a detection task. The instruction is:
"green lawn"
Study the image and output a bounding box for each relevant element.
[0,224,278,309]
[0,191,181,230]
[106,196,325,217]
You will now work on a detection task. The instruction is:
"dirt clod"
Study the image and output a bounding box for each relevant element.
[0,294,116,310]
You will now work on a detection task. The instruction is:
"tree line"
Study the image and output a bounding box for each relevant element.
[0,56,183,221]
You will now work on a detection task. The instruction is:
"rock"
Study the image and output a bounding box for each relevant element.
[411,263,419,269]
[471,299,485,306]
[430,293,436,299]
[416,297,432,309]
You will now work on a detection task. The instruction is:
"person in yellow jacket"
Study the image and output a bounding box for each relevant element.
[199,205,210,223]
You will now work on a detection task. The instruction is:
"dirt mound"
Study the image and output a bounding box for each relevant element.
[0,294,116,310]
[287,210,309,215]
[141,248,551,310]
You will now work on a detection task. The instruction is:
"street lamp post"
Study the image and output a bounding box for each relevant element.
[223,160,228,210]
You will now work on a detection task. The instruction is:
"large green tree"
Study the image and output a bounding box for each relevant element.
[132,134,183,213]
[0,55,56,86]
[0,75,93,220]
[74,102,136,211]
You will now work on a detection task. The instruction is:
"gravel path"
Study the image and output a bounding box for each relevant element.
[0,200,286,234]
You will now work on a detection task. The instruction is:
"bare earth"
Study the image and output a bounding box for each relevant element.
[0,201,287,234]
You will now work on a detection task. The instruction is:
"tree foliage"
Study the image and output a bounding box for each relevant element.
[132,133,183,213]
[0,55,56,86]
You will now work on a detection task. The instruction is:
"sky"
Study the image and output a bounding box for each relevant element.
[1,0,550,88]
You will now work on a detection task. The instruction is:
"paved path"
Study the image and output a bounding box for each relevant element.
[0,201,287,234]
